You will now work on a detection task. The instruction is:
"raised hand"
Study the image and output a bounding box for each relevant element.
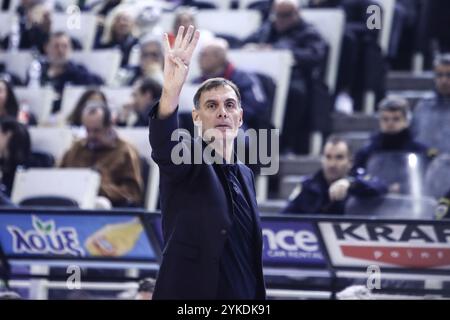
[159,25,200,118]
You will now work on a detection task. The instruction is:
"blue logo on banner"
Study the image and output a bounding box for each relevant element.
[262,221,325,266]
[7,215,84,256]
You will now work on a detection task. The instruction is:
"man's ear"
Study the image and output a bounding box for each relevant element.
[192,107,201,126]
[238,108,243,128]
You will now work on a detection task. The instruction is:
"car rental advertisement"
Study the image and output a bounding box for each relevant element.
[0,212,156,261]
[261,219,326,267]
[319,221,450,269]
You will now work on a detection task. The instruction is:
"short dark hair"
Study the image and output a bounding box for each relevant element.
[193,77,241,110]
[0,117,31,173]
[137,78,162,99]
[378,96,410,119]
[82,103,112,127]
[0,79,19,118]
[324,134,352,157]
[433,53,450,68]
[68,88,107,126]
[47,31,71,44]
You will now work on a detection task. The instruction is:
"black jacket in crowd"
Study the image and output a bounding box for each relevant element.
[282,170,387,215]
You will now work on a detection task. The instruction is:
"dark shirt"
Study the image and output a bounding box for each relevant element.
[95,34,139,67]
[353,128,432,170]
[282,170,387,215]
[37,60,104,113]
[216,163,258,299]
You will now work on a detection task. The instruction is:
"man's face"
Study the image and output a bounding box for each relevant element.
[199,45,225,75]
[192,85,243,143]
[272,1,300,33]
[434,63,450,97]
[139,42,163,70]
[322,142,352,184]
[132,86,153,113]
[82,110,111,150]
[379,110,408,134]
[45,35,71,65]
[113,13,133,38]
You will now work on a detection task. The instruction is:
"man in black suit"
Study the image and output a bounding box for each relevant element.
[149,26,266,300]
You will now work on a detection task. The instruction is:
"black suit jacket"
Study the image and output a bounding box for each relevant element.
[148,103,266,300]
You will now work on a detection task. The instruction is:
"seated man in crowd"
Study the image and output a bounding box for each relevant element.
[282,135,387,215]
[122,36,164,86]
[245,0,328,154]
[353,96,435,193]
[194,37,272,130]
[116,78,162,127]
[60,103,143,208]
[412,53,450,153]
[34,31,104,113]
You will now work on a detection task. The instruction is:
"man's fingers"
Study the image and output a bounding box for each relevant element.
[163,33,171,55]
[173,25,185,49]
[186,30,200,58]
[181,25,195,50]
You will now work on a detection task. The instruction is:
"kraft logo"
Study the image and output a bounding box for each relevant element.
[332,223,450,268]
[7,216,84,256]
[332,223,450,243]
[263,229,318,252]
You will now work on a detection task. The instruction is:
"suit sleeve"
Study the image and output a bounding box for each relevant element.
[148,102,192,182]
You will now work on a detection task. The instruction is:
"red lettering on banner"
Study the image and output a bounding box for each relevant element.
[341,245,450,268]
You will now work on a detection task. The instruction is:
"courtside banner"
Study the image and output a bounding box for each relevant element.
[319,220,450,269]
[261,218,326,267]
[0,210,158,262]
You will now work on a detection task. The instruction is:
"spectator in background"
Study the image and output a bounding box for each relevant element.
[0,63,23,86]
[96,7,139,67]
[167,7,214,55]
[412,54,450,153]
[36,31,104,113]
[193,37,271,130]
[2,3,82,53]
[67,88,108,126]
[60,104,143,208]
[0,117,31,205]
[122,35,164,86]
[116,78,162,127]
[244,0,328,154]
[0,79,36,125]
[282,135,387,215]
[354,97,435,182]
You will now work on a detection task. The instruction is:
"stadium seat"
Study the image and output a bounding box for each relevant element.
[52,12,98,50]
[19,196,79,208]
[345,194,437,219]
[59,85,133,125]
[0,50,34,83]
[424,153,450,199]
[71,49,122,85]
[159,9,262,41]
[11,168,101,209]
[14,86,55,124]
[29,127,75,162]
[302,8,345,94]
